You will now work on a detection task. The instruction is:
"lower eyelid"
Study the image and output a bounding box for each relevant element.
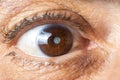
[6,51,58,71]
[5,46,107,79]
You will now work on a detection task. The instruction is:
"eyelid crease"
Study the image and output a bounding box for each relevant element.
[2,9,94,43]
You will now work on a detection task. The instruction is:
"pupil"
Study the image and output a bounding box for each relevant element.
[38,24,73,57]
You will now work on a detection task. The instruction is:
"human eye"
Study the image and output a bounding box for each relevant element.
[3,9,92,57]
[3,8,108,79]
[12,10,90,58]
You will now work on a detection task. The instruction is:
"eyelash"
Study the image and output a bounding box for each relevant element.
[3,9,79,42]
[6,51,57,71]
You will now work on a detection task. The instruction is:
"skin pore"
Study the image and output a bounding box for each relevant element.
[0,0,120,80]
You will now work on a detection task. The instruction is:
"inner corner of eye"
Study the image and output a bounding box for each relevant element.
[16,23,84,58]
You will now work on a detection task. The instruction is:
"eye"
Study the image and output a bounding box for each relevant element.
[4,9,92,58]
[17,24,73,57]
[3,9,108,77]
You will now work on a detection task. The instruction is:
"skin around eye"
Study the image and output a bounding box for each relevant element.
[6,9,107,80]
[0,0,116,80]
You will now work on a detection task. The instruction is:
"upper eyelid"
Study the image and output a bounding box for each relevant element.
[2,9,73,41]
[2,9,95,43]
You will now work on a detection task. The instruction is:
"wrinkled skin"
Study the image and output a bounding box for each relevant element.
[0,0,120,80]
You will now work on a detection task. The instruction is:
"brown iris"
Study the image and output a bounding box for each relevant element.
[38,24,73,57]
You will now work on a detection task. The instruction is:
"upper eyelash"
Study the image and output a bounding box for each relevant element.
[3,10,73,42]
[2,9,95,44]
[43,10,72,20]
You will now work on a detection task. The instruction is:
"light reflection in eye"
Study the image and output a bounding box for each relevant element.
[37,29,52,45]
[16,25,45,57]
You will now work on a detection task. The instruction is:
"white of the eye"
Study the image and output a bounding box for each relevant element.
[16,25,51,57]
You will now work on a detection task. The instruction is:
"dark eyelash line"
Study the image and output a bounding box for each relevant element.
[5,51,62,71]
[3,10,73,42]
[43,10,72,20]
[2,9,95,43]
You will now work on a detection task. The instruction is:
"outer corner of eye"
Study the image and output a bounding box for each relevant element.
[16,24,74,58]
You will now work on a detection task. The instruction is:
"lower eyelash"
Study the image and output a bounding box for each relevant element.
[5,51,61,71]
